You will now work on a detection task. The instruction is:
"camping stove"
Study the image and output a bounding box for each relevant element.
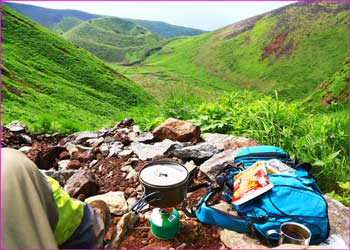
[132,160,189,239]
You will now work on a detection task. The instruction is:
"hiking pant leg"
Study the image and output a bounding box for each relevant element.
[1,148,59,249]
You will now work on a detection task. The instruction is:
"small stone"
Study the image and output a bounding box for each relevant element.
[58,159,70,170]
[5,120,27,132]
[18,146,32,153]
[89,159,98,168]
[59,151,70,160]
[99,143,110,157]
[20,133,32,144]
[126,169,137,180]
[121,165,133,172]
[118,150,133,157]
[125,187,134,196]
[66,160,82,170]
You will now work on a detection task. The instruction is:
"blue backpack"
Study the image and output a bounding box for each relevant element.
[190,146,330,245]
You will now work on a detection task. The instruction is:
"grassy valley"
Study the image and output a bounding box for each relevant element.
[127,2,347,99]
[2,5,152,133]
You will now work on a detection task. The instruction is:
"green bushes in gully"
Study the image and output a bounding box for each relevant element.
[152,91,348,205]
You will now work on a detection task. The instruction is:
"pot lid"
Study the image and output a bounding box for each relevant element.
[140,161,188,187]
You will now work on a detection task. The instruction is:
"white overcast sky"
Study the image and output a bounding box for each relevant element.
[11,1,295,31]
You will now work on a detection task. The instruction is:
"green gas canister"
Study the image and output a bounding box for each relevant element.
[150,207,180,239]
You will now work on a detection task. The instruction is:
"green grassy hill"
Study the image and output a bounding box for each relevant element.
[2,5,152,133]
[51,16,83,34]
[63,17,165,63]
[127,18,207,38]
[134,2,348,99]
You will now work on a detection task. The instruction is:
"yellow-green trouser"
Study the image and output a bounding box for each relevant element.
[1,148,104,249]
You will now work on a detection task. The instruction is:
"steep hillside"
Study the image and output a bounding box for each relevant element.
[4,2,100,27]
[63,17,165,63]
[127,18,206,38]
[4,2,206,38]
[51,16,83,34]
[306,57,349,108]
[2,5,152,132]
[140,2,348,98]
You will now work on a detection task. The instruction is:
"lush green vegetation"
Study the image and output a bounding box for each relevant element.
[131,2,347,99]
[128,18,207,38]
[2,5,152,133]
[63,17,165,63]
[51,16,82,34]
[4,2,100,27]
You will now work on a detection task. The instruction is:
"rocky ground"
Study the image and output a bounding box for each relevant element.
[2,119,349,249]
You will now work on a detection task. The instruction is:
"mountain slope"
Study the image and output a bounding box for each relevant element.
[4,2,206,38]
[63,17,165,63]
[141,2,348,98]
[127,18,207,38]
[2,5,152,132]
[4,2,101,28]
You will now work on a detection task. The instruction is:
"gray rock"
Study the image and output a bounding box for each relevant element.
[121,165,133,172]
[173,142,220,163]
[108,142,123,158]
[323,196,349,248]
[86,137,104,147]
[5,120,27,132]
[203,133,259,151]
[73,131,105,144]
[118,150,133,157]
[89,159,99,168]
[127,197,137,210]
[131,132,154,143]
[131,139,181,161]
[132,125,141,134]
[219,229,266,249]
[42,169,79,186]
[109,211,139,248]
[126,169,137,181]
[65,142,78,155]
[85,191,128,215]
[18,146,32,153]
[76,145,93,152]
[184,161,198,175]
[118,128,130,134]
[58,159,70,170]
[99,143,110,157]
[200,149,239,180]
[20,134,32,144]
[64,170,99,199]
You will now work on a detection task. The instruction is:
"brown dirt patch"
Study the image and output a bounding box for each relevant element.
[4,85,23,96]
[260,31,288,61]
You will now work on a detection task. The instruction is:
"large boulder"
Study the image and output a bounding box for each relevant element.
[172,142,221,164]
[26,144,66,170]
[199,149,239,180]
[131,139,181,161]
[152,118,200,143]
[64,170,99,199]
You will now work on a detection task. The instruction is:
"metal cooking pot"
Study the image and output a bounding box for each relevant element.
[139,160,189,208]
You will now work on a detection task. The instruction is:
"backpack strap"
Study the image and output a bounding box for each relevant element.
[192,188,253,233]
